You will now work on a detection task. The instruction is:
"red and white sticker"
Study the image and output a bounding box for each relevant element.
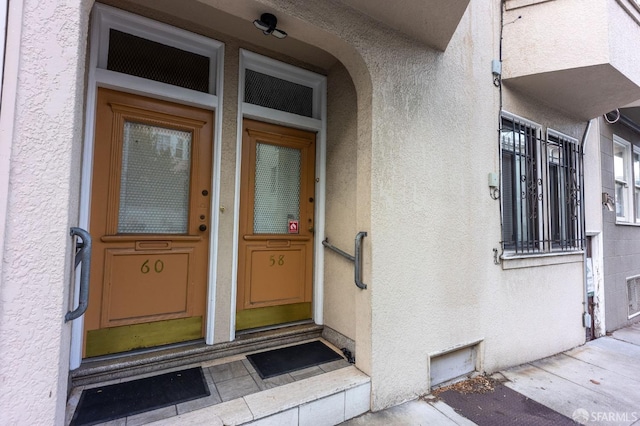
[288,220,299,234]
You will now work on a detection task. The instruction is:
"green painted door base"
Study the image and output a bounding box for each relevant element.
[236,303,311,331]
[85,316,202,358]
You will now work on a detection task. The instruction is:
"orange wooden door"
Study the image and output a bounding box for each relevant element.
[85,88,213,357]
[237,119,316,330]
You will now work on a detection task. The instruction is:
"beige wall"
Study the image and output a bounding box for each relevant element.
[0,0,93,424]
[324,62,359,342]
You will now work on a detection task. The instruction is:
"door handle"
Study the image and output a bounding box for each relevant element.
[65,227,92,322]
[199,224,207,232]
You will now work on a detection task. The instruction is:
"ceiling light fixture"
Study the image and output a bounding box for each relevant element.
[253,13,287,39]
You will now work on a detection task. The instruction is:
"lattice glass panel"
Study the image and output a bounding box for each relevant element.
[245,69,313,117]
[118,122,192,234]
[107,29,210,93]
[254,143,301,234]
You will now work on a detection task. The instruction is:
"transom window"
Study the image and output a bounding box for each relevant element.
[501,113,584,254]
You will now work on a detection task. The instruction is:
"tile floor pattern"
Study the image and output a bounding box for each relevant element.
[67,356,352,426]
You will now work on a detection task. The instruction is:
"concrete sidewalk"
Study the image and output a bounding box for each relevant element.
[343,323,640,425]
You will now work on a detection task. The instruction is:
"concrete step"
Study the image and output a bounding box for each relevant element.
[147,366,371,426]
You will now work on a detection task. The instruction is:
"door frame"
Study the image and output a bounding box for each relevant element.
[71,4,225,369]
[231,50,327,340]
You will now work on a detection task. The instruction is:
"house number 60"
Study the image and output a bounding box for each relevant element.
[141,259,165,274]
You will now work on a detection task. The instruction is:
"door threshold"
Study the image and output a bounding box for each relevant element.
[71,323,323,388]
[83,339,204,363]
[235,319,314,336]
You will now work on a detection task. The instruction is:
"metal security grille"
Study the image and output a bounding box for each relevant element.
[107,29,210,93]
[546,132,584,251]
[118,122,192,234]
[253,143,301,234]
[628,276,640,318]
[501,117,584,253]
[245,69,313,117]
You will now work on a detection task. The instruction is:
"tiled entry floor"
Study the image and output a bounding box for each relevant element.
[66,339,355,425]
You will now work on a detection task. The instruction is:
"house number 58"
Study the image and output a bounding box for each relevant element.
[269,255,285,266]
[141,259,165,274]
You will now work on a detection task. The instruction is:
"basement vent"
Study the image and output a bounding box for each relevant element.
[430,342,480,389]
[107,29,210,93]
[628,276,640,318]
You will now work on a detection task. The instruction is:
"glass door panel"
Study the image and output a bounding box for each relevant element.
[253,142,301,234]
[118,121,192,234]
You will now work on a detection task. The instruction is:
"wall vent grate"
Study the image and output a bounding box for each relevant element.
[628,276,640,318]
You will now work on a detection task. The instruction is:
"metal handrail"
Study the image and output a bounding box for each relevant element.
[322,231,368,290]
[65,227,92,322]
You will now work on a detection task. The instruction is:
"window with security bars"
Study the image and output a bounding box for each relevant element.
[501,114,584,254]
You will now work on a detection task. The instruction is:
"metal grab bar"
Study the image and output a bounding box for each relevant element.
[322,231,368,290]
[65,227,92,322]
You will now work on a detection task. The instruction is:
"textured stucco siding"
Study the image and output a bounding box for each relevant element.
[0,0,92,424]
[324,62,359,342]
[362,0,585,407]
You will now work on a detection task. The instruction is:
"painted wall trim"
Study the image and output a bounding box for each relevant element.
[206,43,225,345]
[0,0,7,104]
[0,0,23,286]
[501,251,584,270]
[94,69,218,109]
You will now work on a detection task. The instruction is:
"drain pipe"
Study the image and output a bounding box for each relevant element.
[581,120,592,331]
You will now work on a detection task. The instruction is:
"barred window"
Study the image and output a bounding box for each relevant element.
[501,114,584,254]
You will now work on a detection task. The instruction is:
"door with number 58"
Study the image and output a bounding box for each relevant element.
[237,119,316,330]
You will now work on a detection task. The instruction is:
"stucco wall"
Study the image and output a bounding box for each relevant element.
[0,0,92,424]
[361,0,585,405]
[324,62,359,342]
[599,118,640,331]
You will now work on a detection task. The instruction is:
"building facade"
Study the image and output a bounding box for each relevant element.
[2,0,640,424]
[588,109,640,334]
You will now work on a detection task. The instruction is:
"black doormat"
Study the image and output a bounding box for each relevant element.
[437,380,577,426]
[247,340,343,379]
[70,367,209,426]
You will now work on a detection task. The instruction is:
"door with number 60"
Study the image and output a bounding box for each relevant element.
[84,89,213,357]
